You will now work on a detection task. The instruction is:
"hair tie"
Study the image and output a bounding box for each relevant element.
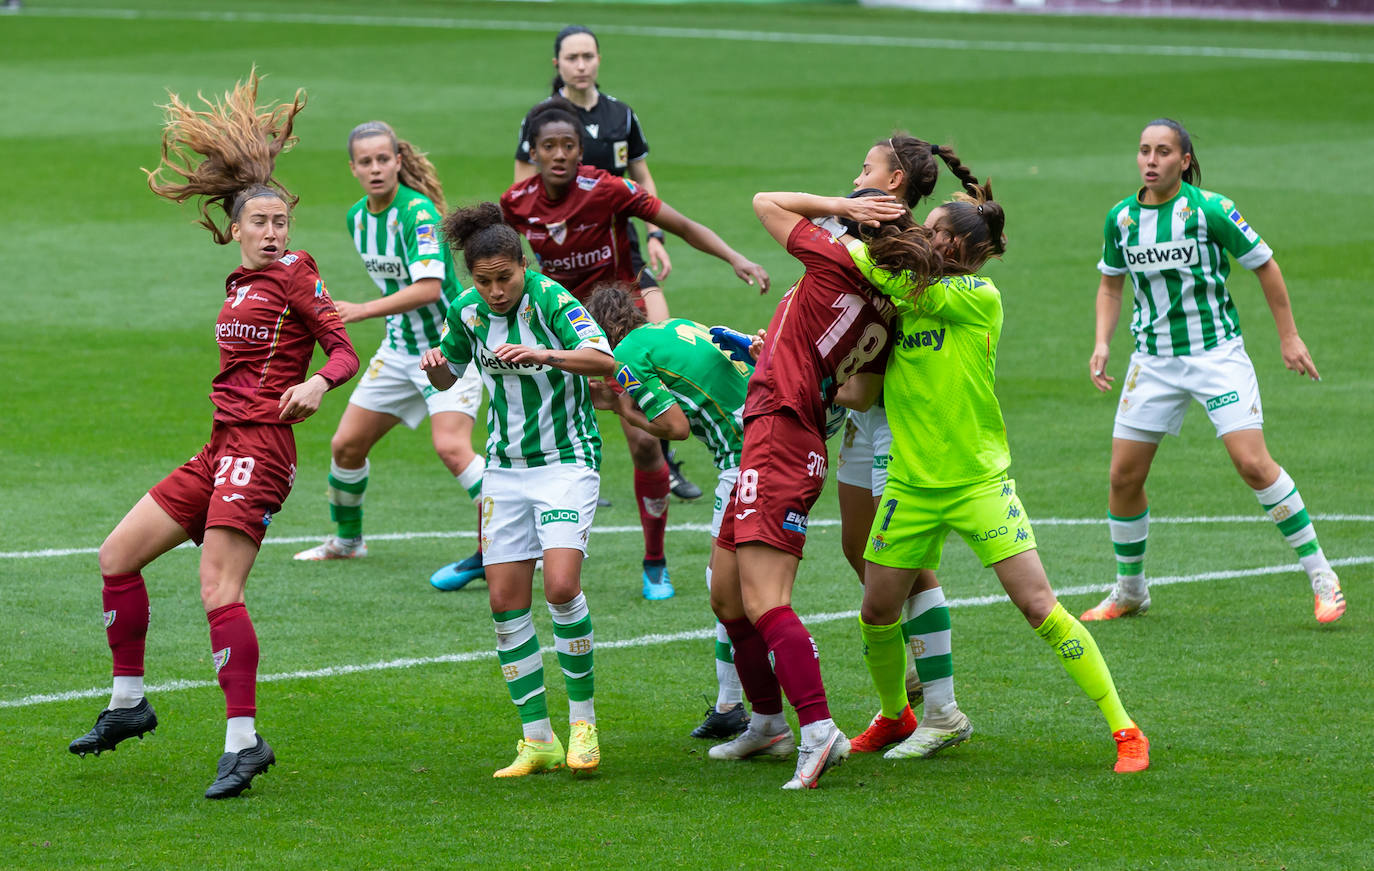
[976,204,984,215]
[931,144,941,157]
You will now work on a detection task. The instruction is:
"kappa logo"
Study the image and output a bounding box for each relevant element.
[231,286,251,308]
[547,220,568,245]
[213,647,231,672]
[1124,238,1199,270]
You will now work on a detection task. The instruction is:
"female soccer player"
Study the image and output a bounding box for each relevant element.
[513,24,703,501]
[854,184,1150,773]
[421,203,614,778]
[835,136,985,754]
[1083,119,1342,624]
[705,189,941,790]
[67,72,359,798]
[503,96,768,602]
[293,121,486,592]
[584,283,751,741]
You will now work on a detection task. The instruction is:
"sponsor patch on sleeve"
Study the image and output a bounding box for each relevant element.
[1227,208,1256,239]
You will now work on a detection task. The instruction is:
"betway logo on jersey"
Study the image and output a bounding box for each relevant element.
[477,346,547,373]
[542,245,613,274]
[1124,239,1199,270]
[217,319,271,342]
[362,253,407,281]
[896,326,945,352]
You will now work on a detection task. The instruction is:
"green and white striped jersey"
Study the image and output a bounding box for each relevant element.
[613,318,749,472]
[1099,181,1273,357]
[438,270,611,470]
[346,184,459,355]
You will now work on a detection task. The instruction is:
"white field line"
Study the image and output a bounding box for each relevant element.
[6,514,1372,561]
[20,8,1374,64]
[4,553,1368,711]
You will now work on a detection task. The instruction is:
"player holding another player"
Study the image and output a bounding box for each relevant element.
[1083,118,1343,624]
[854,184,1150,773]
[293,122,486,592]
[503,96,768,602]
[707,190,941,790]
[67,71,359,798]
[420,203,614,778]
[584,283,750,741]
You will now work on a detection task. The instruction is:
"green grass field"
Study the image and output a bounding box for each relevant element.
[3,1,1372,868]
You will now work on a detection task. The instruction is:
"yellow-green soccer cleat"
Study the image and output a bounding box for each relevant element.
[493,735,565,778]
[566,720,600,772]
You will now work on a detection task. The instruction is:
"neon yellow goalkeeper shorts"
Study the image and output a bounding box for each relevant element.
[864,475,1037,570]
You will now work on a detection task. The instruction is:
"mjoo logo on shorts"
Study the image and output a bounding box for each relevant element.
[540,509,580,525]
[1206,391,1239,412]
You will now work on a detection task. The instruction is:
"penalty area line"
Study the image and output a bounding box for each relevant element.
[4,554,1367,711]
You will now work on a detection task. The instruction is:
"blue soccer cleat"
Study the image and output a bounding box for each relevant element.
[430,548,485,591]
[642,562,674,600]
[709,326,757,366]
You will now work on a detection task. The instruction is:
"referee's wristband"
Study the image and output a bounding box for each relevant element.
[646,230,666,242]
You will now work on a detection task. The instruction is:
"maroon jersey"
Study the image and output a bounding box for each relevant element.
[214,250,358,425]
[501,165,662,300]
[745,219,894,434]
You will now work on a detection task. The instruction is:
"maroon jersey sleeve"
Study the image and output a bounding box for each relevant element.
[286,256,358,390]
[600,170,662,223]
[785,218,859,277]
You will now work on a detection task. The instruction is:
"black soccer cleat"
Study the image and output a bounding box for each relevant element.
[205,735,276,799]
[690,703,749,740]
[68,698,158,757]
[663,448,703,501]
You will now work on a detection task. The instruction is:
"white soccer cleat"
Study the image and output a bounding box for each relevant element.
[292,536,367,561]
[782,724,849,790]
[884,706,972,760]
[708,724,796,761]
[1312,570,1346,624]
[1080,585,1150,621]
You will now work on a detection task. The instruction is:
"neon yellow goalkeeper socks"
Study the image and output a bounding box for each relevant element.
[860,617,908,719]
[1034,602,1133,733]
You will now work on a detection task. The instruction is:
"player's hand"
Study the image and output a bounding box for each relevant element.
[492,343,546,366]
[333,299,368,324]
[278,374,328,420]
[588,379,620,411]
[646,235,672,280]
[732,257,771,294]
[419,348,458,390]
[839,194,906,227]
[1279,334,1321,381]
[1089,344,1114,393]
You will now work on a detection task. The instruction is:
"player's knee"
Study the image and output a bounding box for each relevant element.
[331,434,369,469]
[1108,461,1148,495]
[434,441,477,475]
[97,536,132,577]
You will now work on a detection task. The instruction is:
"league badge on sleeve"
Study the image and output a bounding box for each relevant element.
[1227,208,1257,240]
[415,223,440,256]
[614,364,643,394]
[566,305,600,338]
[314,279,326,298]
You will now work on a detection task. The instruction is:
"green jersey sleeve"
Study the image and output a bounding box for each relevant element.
[1099,202,1130,275]
[1200,191,1273,270]
[537,275,613,355]
[399,194,447,282]
[613,333,675,421]
[438,297,475,368]
[913,275,1001,328]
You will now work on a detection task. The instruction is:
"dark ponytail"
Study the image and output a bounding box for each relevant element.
[440,202,524,271]
[550,25,599,94]
[936,181,1007,276]
[1144,118,1201,186]
[882,135,984,207]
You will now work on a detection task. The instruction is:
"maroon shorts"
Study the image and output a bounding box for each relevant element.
[716,409,828,559]
[148,422,297,547]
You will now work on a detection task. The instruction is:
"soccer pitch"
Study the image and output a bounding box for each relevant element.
[2,1,1371,867]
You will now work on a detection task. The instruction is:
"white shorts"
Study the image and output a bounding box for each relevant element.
[349,344,481,429]
[479,464,600,564]
[710,466,741,539]
[1113,337,1264,443]
[836,406,892,497]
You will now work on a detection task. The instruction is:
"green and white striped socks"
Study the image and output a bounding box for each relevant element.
[493,608,551,741]
[1108,508,1149,599]
[1254,468,1333,581]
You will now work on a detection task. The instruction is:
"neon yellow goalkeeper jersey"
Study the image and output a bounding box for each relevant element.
[850,243,1010,487]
